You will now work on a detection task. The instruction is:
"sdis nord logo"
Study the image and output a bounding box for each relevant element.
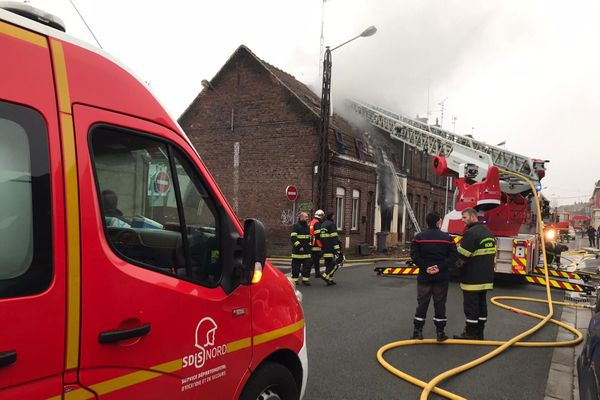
[183,317,228,369]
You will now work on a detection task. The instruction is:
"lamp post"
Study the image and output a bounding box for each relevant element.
[317,25,377,209]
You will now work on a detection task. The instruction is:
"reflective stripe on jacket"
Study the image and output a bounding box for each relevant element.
[291,222,311,259]
[457,222,496,291]
[320,219,341,258]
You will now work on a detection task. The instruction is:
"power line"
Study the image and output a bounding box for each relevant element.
[68,0,103,49]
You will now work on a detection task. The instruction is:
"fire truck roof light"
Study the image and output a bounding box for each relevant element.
[0,2,66,32]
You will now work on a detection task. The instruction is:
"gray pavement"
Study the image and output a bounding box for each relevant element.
[293,263,564,400]
[544,305,592,400]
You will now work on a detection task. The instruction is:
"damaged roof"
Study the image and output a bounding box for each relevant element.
[188,45,374,164]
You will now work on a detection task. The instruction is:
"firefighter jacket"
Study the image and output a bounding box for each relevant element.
[410,228,458,283]
[545,241,567,265]
[320,218,341,259]
[456,222,496,291]
[290,221,312,259]
[309,217,323,252]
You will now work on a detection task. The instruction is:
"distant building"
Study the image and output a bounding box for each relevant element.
[592,180,600,228]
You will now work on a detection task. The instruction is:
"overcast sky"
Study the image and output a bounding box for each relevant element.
[31,0,600,205]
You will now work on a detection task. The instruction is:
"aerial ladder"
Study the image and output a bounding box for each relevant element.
[352,99,596,294]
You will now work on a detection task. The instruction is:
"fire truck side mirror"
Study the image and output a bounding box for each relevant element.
[241,219,267,284]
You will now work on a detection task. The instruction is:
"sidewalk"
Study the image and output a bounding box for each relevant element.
[544,237,597,400]
[544,304,591,400]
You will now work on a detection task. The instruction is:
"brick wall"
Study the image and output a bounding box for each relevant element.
[328,156,377,251]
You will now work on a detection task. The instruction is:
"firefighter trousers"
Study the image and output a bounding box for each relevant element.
[291,258,311,282]
[322,257,340,281]
[589,236,596,247]
[463,290,488,327]
[414,281,448,329]
[311,251,322,277]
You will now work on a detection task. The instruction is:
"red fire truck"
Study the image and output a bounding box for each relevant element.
[352,100,548,278]
[0,4,306,400]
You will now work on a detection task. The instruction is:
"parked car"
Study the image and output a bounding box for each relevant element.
[577,302,600,400]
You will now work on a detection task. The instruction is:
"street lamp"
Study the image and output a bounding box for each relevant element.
[317,25,377,209]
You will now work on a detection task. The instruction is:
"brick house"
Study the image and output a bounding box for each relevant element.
[178,45,450,253]
[178,45,377,254]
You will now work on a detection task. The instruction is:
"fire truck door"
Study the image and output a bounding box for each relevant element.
[73,105,252,399]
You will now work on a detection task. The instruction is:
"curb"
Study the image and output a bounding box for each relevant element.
[544,305,592,400]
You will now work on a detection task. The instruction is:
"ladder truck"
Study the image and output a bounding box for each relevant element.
[352,100,595,294]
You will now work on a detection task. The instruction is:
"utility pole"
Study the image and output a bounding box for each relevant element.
[318,0,327,92]
[317,47,332,209]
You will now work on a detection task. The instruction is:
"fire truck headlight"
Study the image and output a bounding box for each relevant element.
[545,229,556,241]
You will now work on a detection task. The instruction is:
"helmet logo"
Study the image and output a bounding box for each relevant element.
[183,317,228,370]
[195,317,218,349]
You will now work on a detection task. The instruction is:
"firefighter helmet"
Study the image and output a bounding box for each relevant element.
[314,209,325,219]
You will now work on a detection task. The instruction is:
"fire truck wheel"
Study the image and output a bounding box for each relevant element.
[240,361,299,400]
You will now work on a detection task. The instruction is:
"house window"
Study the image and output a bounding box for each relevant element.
[423,196,428,222]
[421,153,428,179]
[335,131,345,154]
[351,190,360,230]
[415,195,420,226]
[355,139,366,161]
[336,187,345,230]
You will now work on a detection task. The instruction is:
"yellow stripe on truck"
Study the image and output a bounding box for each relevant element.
[50,40,71,113]
[254,319,305,346]
[50,38,81,371]
[0,20,47,47]
[48,319,305,399]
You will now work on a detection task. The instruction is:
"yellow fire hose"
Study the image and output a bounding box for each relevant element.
[376,169,591,400]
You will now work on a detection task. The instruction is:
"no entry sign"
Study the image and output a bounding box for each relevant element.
[154,171,171,193]
[286,185,298,202]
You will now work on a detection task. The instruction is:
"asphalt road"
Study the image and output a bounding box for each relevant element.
[296,263,563,400]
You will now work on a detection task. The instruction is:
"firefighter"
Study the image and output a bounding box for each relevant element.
[410,212,458,341]
[454,207,496,340]
[587,226,597,248]
[320,211,342,286]
[309,209,325,279]
[545,241,567,265]
[290,212,312,285]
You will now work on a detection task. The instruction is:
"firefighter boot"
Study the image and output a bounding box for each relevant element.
[453,324,478,340]
[477,321,485,340]
[321,272,336,286]
[436,329,448,342]
[301,277,311,286]
[412,327,424,340]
